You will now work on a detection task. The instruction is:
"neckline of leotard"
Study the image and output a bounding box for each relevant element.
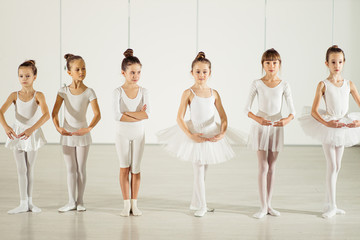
[324,79,345,89]
[17,91,36,103]
[189,88,213,99]
[120,86,141,100]
[259,79,283,89]
[67,86,89,96]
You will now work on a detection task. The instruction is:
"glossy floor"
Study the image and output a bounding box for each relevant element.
[0,145,359,240]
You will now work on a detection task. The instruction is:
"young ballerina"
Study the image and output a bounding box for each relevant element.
[245,48,295,219]
[52,54,101,212]
[0,60,49,214]
[298,45,360,219]
[158,52,237,217]
[113,49,149,217]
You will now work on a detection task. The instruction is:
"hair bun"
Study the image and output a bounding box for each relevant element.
[24,60,36,65]
[196,51,206,60]
[64,54,75,60]
[331,45,339,48]
[124,49,134,58]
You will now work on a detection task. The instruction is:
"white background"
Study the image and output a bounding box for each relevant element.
[0,0,359,144]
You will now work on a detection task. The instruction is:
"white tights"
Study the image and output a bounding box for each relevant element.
[254,150,280,218]
[190,163,208,211]
[62,145,89,205]
[321,143,345,218]
[8,150,40,214]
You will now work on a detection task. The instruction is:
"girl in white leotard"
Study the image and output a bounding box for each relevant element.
[0,60,50,214]
[52,54,101,212]
[299,45,360,218]
[245,48,296,219]
[158,52,241,217]
[113,49,149,217]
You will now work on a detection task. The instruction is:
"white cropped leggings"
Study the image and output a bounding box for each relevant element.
[115,123,145,174]
[62,145,90,204]
[191,163,208,210]
[13,150,38,201]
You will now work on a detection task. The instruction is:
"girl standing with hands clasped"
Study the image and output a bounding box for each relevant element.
[245,48,295,219]
[113,49,149,217]
[158,52,238,217]
[299,45,360,219]
[0,60,49,214]
[52,54,101,212]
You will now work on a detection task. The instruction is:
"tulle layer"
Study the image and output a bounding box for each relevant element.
[157,120,246,165]
[248,112,284,152]
[5,122,46,151]
[298,107,360,147]
[60,120,92,147]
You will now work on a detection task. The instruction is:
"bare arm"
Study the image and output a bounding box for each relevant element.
[0,92,17,139]
[311,82,345,128]
[347,81,360,128]
[72,99,101,136]
[18,92,50,140]
[177,90,207,143]
[52,95,72,136]
[208,90,227,142]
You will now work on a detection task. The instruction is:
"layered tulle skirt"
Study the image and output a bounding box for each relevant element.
[5,121,46,151]
[298,107,360,147]
[248,111,284,152]
[157,118,246,165]
[60,119,92,147]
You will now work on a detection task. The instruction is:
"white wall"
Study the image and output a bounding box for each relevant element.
[0,0,359,144]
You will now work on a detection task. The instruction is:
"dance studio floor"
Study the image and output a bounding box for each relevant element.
[0,144,359,240]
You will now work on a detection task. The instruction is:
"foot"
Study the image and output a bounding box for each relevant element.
[130,199,142,216]
[58,203,76,212]
[29,203,42,213]
[8,202,29,214]
[253,209,267,219]
[268,207,280,217]
[194,208,207,217]
[322,207,337,219]
[120,200,131,217]
[77,204,86,212]
[190,205,215,212]
[336,208,346,215]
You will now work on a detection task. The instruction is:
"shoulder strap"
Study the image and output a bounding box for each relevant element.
[189,88,196,96]
[210,88,213,96]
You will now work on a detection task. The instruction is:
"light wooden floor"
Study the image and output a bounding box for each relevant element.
[0,144,359,240]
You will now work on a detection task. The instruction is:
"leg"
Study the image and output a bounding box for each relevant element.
[8,150,29,214]
[58,146,77,212]
[25,151,41,213]
[130,136,145,216]
[191,163,207,217]
[266,150,280,216]
[253,150,268,219]
[115,135,132,217]
[334,145,345,215]
[75,145,90,211]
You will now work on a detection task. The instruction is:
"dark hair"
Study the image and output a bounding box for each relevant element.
[64,53,84,70]
[121,48,142,71]
[326,45,345,62]
[191,52,211,71]
[18,60,37,75]
[261,48,281,66]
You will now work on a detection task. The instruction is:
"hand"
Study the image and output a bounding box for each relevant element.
[346,120,360,128]
[273,117,291,127]
[57,127,72,136]
[208,132,225,142]
[4,126,18,140]
[18,127,35,140]
[72,128,90,136]
[141,104,147,112]
[189,133,208,143]
[256,116,272,126]
[326,120,346,128]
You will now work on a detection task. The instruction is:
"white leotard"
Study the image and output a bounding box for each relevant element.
[189,88,215,125]
[323,79,349,118]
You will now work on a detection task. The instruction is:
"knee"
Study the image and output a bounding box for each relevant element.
[17,165,27,176]
[259,165,269,175]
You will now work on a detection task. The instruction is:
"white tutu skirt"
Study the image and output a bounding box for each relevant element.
[157,119,246,165]
[5,121,46,152]
[60,120,92,147]
[298,107,360,147]
[248,112,284,152]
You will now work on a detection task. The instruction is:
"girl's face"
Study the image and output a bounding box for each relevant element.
[18,67,36,87]
[68,59,86,81]
[326,52,345,75]
[122,64,141,84]
[192,62,211,84]
[262,60,280,76]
